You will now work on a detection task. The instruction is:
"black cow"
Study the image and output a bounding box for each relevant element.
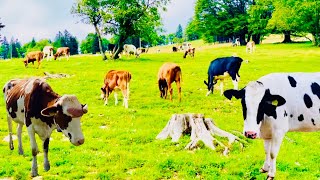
[204,56,243,96]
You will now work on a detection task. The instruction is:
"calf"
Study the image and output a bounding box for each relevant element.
[246,41,255,53]
[204,56,243,96]
[43,46,54,61]
[23,51,44,68]
[101,70,131,108]
[3,78,88,177]
[183,48,195,58]
[158,62,182,102]
[224,73,320,179]
[54,47,70,60]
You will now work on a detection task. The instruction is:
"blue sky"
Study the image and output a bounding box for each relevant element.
[0,0,196,44]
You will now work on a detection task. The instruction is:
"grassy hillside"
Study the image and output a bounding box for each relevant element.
[0,42,319,179]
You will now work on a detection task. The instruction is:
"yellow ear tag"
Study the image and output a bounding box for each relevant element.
[272,100,278,106]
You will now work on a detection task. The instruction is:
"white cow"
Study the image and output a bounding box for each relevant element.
[246,41,255,53]
[224,73,320,180]
[123,44,137,57]
[43,46,54,61]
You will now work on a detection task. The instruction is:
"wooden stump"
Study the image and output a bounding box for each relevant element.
[44,72,71,79]
[156,113,246,155]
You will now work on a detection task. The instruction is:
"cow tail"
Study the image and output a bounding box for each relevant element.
[127,72,131,99]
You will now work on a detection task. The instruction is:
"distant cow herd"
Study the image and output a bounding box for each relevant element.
[4,40,319,180]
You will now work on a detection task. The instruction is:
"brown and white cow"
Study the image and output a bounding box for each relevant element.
[246,41,256,53]
[3,78,88,177]
[183,48,195,58]
[54,47,70,60]
[43,46,54,61]
[23,51,44,68]
[101,70,131,108]
[158,62,182,102]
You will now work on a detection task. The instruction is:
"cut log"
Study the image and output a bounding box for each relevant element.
[43,72,71,79]
[156,113,246,155]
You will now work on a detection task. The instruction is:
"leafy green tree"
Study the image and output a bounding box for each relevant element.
[80,33,108,54]
[101,0,169,59]
[71,0,107,60]
[175,24,183,38]
[194,0,254,44]
[0,36,9,59]
[247,0,273,44]
[53,30,79,55]
[185,18,201,41]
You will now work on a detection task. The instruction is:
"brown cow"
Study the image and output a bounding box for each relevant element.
[158,62,182,102]
[54,47,70,60]
[23,51,44,68]
[3,78,88,177]
[183,48,195,58]
[101,70,131,108]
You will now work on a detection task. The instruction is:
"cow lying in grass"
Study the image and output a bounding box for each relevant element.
[158,62,182,102]
[3,78,88,177]
[224,73,320,180]
[101,70,132,108]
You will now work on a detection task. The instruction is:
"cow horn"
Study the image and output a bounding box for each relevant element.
[82,104,88,114]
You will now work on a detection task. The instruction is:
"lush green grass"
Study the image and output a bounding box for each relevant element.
[0,42,319,179]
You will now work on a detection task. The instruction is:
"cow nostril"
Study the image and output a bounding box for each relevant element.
[78,139,84,145]
[68,133,72,140]
[245,131,257,139]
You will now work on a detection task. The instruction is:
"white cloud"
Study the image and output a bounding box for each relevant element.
[0,0,195,44]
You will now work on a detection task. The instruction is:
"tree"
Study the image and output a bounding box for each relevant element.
[80,33,108,54]
[53,30,79,55]
[247,0,273,44]
[0,36,9,59]
[175,24,183,39]
[185,18,201,41]
[194,0,254,44]
[71,0,107,60]
[0,18,5,42]
[266,0,303,43]
[101,0,169,59]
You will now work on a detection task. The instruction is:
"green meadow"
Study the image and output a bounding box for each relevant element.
[0,41,319,179]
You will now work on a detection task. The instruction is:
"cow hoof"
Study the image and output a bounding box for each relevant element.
[31,171,38,177]
[260,168,268,173]
[44,163,50,171]
[266,175,274,180]
[18,150,24,155]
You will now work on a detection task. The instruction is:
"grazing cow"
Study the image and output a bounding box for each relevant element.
[101,70,131,108]
[246,41,256,53]
[23,51,44,69]
[172,46,178,52]
[158,62,182,102]
[54,47,70,60]
[183,48,195,58]
[43,46,54,61]
[204,56,243,96]
[223,73,320,180]
[232,38,240,47]
[3,78,88,177]
[123,44,137,57]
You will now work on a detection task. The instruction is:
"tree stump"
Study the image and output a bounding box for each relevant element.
[156,113,246,155]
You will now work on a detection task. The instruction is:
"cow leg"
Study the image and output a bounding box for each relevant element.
[114,92,118,105]
[176,81,181,102]
[260,139,271,173]
[43,138,50,171]
[17,123,24,155]
[104,97,108,105]
[27,127,39,177]
[122,90,129,108]
[220,81,224,96]
[168,83,173,101]
[268,132,285,179]
[7,115,14,150]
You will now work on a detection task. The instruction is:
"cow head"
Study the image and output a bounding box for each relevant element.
[224,81,286,139]
[41,95,87,146]
[204,79,216,96]
[158,79,168,98]
[100,84,109,100]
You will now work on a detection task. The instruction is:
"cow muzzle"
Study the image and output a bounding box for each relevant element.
[245,131,257,139]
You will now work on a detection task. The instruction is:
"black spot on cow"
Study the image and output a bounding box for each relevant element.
[311,82,320,99]
[298,114,304,121]
[21,109,24,113]
[290,114,293,118]
[284,111,287,117]
[303,94,313,108]
[288,76,297,87]
[311,119,316,126]
[241,97,247,120]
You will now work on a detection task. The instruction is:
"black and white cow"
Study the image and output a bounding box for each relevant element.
[3,78,88,177]
[204,56,243,96]
[223,73,320,180]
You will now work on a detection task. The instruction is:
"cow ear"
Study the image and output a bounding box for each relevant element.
[41,106,58,117]
[224,89,245,100]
